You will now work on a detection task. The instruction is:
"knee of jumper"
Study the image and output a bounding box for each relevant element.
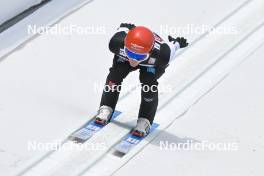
[141,83,158,93]
[140,83,158,103]
[107,70,126,85]
[104,78,125,93]
[140,75,159,94]
[141,92,158,105]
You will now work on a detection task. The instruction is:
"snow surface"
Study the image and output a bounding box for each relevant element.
[0,0,264,175]
[0,0,95,59]
[0,0,42,25]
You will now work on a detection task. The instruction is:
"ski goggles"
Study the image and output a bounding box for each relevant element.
[125,48,149,61]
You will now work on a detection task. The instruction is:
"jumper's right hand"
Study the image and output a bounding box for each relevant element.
[120,23,136,30]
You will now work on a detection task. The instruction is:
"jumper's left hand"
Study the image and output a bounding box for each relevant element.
[168,35,189,48]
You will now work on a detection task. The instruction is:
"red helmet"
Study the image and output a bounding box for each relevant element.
[124,26,155,54]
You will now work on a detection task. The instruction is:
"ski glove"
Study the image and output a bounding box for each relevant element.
[168,35,189,48]
[120,23,136,30]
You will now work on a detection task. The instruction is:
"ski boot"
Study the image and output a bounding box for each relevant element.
[95,105,113,125]
[131,118,151,137]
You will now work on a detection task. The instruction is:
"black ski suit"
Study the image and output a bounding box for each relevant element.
[100,27,178,124]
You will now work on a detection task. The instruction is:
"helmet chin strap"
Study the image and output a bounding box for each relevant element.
[128,58,143,67]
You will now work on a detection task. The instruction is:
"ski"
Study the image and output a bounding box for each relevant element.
[115,123,159,154]
[68,111,122,143]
